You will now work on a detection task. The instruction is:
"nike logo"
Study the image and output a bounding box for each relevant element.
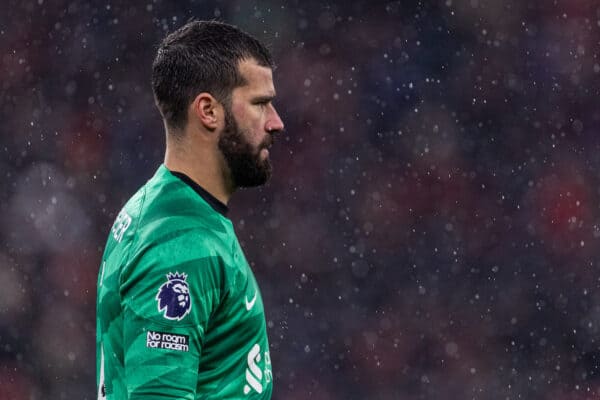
[245,292,258,311]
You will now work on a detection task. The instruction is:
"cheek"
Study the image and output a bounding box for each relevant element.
[230,103,267,145]
[239,117,266,144]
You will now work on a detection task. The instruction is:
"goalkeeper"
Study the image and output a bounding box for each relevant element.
[96,20,285,399]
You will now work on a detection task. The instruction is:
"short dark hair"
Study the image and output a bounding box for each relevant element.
[151,20,273,130]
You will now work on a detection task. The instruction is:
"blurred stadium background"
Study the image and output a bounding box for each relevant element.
[2,0,600,398]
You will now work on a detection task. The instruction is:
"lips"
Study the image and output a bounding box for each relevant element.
[260,136,273,151]
[264,137,273,148]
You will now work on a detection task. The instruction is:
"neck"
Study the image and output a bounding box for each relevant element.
[164,132,235,205]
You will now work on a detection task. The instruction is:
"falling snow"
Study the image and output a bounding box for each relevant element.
[2,1,600,399]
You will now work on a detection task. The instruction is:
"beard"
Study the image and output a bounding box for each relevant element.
[218,108,273,188]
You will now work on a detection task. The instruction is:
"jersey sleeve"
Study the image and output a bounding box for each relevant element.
[119,231,226,399]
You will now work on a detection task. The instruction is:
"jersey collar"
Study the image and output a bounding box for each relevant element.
[168,169,229,217]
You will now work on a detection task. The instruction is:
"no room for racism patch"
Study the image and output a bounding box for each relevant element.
[146,330,189,352]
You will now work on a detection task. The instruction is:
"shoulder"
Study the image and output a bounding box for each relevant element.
[118,166,231,255]
[123,202,234,283]
[110,166,239,281]
[136,168,230,240]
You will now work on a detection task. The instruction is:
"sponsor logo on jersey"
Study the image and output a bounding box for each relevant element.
[243,344,272,395]
[156,272,192,321]
[146,330,189,352]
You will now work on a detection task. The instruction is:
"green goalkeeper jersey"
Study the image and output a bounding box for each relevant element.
[96,165,273,399]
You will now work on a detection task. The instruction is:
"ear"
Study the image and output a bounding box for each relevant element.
[189,93,222,131]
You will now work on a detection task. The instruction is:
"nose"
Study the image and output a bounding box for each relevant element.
[266,105,284,134]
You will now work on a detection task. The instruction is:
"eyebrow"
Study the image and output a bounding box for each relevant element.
[251,94,276,103]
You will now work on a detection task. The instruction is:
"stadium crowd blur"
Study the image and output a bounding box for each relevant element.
[2,1,600,399]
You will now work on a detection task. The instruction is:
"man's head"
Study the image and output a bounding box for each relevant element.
[152,20,272,130]
[152,20,284,189]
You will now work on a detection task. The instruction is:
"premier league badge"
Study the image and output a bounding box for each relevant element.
[156,272,192,321]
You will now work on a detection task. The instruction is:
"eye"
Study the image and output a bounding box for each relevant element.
[253,97,274,109]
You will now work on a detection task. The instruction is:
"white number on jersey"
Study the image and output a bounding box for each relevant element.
[112,210,131,243]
